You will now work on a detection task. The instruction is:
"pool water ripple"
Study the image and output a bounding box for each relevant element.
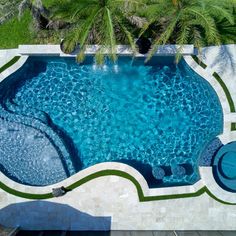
[0,57,223,186]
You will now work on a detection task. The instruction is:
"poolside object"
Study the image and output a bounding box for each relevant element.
[52,186,67,197]
[60,39,80,54]
[136,37,151,54]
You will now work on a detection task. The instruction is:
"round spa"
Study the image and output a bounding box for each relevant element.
[213,142,236,192]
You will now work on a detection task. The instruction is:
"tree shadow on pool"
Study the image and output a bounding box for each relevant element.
[203,45,236,75]
[0,201,111,231]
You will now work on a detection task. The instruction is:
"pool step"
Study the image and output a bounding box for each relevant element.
[5,97,82,173]
[4,99,49,124]
[3,98,81,175]
[0,104,76,177]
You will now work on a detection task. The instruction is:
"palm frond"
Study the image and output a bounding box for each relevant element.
[175,22,191,62]
[103,7,117,61]
[117,19,137,54]
[95,48,105,65]
[146,14,180,62]
[185,7,221,44]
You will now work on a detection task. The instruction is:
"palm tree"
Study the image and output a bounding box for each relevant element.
[50,0,144,64]
[140,0,235,61]
[18,0,49,30]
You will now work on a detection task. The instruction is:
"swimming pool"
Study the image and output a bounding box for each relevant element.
[0,56,223,186]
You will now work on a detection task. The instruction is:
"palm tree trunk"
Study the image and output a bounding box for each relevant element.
[172,0,178,6]
[172,0,181,8]
[31,0,49,30]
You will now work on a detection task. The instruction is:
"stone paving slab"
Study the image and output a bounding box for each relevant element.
[152,232,175,236]
[1,174,236,230]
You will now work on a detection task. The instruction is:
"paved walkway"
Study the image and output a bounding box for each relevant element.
[1,175,236,231]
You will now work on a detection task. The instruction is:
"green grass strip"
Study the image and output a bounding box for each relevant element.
[212,72,236,112]
[0,56,21,74]
[0,181,53,199]
[192,56,236,126]
[0,10,34,49]
[231,123,236,131]
[191,55,207,69]
[205,187,236,205]
[1,169,236,205]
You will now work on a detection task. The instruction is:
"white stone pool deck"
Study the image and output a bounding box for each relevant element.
[1,171,236,231]
[0,45,236,231]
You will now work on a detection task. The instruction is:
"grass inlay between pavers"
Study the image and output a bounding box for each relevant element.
[212,72,236,113]
[0,56,21,74]
[1,169,235,205]
[191,55,207,69]
[231,123,236,131]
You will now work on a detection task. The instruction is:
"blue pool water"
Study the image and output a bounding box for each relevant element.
[0,57,223,186]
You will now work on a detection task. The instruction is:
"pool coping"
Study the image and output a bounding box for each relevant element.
[0,45,235,204]
[183,55,236,144]
[18,44,195,57]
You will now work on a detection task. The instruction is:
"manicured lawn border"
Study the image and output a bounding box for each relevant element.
[191,55,236,131]
[191,55,207,69]
[0,181,53,199]
[231,123,236,131]
[212,72,236,113]
[0,56,21,74]
[1,169,235,205]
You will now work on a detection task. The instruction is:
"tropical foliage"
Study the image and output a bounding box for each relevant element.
[0,0,235,63]
[0,0,21,24]
[140,0,235,60]
[49,0,144,64]
[0,10,34,48]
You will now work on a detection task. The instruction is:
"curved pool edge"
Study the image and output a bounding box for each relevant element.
[0,46,235,204]
[0,162,202,195]
[0,162,235,204]
[183,55,236,144]
[183,55,236,203]
[200,167,236,204]
[183,56,230,134]
[0,55,28,83]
